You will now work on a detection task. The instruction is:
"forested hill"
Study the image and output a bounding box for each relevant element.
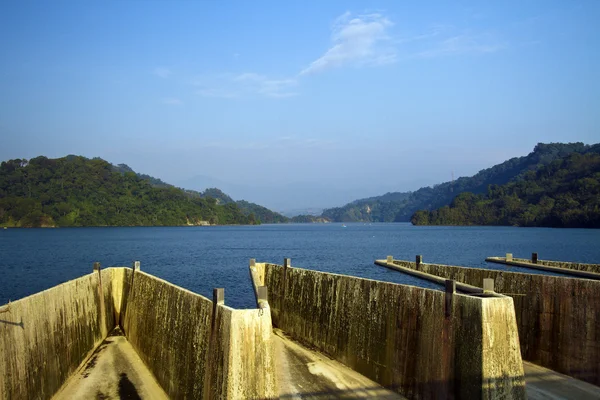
[411,150,600,228]
[322,142,595,222]
[236,200,289,223]
[114,163,289,223]
[0,156,258,227]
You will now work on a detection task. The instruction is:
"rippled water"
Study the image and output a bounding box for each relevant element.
[1,223,599,308]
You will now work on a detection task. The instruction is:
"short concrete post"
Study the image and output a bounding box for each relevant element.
[483,278,495,293]
[506,253,513,262]
[445,280,455,318]
[284,258,291,268]
[249,258,256,267]
[213,288,224,305]
[133,261,141,271]
[257,286,268,305]
[93,262,101,272]
[531,252,538,264]
[386,255,393,264]
[416,255,423,267]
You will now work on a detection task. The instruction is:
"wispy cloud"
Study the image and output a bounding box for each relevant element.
[414,34,506,58]
[153,67,172,78]
[162,97,183,105]
[195,73,298,99]
[234,73,298,98]
[300,12,396,75]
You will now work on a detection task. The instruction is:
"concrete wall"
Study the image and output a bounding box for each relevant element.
[255,262,525,399]
[512,257,600,274]
[0,268,117,400]
[121,268,277,399]
[393,259,600,386]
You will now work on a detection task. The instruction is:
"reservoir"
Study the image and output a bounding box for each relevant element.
[1,223,599,308]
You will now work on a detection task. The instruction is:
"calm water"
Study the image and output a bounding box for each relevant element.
[1,223,599,309]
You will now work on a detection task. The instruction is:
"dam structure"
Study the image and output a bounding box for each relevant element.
[376,255,600,398]
[2,257,594,399]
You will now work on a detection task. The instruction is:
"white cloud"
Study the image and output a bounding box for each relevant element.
[153,67,172,78]
[162,97,183,105]
[300,12,396,75]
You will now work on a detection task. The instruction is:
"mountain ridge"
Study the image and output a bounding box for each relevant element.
[321,142,596,223]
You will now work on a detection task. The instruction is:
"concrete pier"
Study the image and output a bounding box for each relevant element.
[486,254,600,279]
[380,257,600,387]
[1,265,278,400]
[251,260,526,399]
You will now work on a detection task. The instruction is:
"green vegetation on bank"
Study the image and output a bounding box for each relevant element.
[321,142,596,223]
[411,151,600,228]
[0,156,258,227]
[236,200,290,223]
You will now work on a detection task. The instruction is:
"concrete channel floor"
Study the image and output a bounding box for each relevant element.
[51,326,600,400]
[524,361,600,400]
[273,329,405,399]
[52,327,168,400]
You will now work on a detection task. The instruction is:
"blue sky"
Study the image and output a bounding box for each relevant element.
[1,1,599,210]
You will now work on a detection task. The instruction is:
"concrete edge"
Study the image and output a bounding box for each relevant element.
[262,261,456,296]
[486,257,600,281]
[374,259,508,298]
[0,270,99,307]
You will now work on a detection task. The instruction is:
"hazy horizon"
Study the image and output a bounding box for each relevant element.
[2,1,599,211]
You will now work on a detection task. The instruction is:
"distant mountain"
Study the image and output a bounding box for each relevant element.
[0,156,257,227]
[236,200,289,224]
[177,175,390,214]
[321,142,595,222]
[412,148,600,228]
[112,166,288,224]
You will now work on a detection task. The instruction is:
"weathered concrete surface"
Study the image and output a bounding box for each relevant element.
[0,268,118,400]
[486,257,600,280]
[121,269,213,399]
[390,259,600,387]
[274,329,404,399]
[53,327,168,400]
[524,361,600,400]
[255,262,525,399]
[121,268,278,399]
[514,256,600,275]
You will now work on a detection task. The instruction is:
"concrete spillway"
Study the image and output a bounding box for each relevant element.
[377,256,600,389]
[2,258,599,399]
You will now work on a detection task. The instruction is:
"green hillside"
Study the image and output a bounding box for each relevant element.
[0,156,257,227]
[411,151,600,228]
[322,142,594,222]
[236,200,289,223]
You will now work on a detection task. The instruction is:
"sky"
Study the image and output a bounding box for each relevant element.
[1,1,599,211]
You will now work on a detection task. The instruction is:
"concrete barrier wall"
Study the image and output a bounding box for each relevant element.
[393,259,600,386]
[256,262,525,399]
[0,268,117,400]
[121,268,277,399]
[512,257,600,274]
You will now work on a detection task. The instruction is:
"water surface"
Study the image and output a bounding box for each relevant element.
[1,223,599,308]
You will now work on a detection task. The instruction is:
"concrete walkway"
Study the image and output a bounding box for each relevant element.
[273,329,405,399]
[524,361,600,400]
[52,327,168,400]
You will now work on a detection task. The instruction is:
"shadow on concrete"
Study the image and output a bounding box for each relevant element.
[0,318,24,328]
[271,368,600,400]
[118,372,141,400]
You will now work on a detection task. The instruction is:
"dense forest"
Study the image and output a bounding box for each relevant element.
[411,151,600,228]
[0,156,258,227]
[322,142,597,222]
